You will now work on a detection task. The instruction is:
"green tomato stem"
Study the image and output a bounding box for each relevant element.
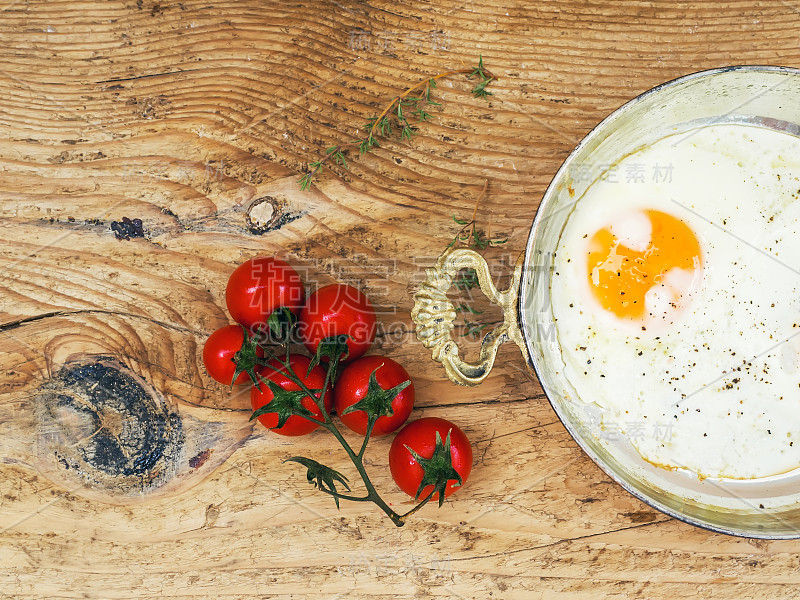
[314,487,372,503]
[357,416,377,460]
[398,489,435,520]
[318,418,405,527]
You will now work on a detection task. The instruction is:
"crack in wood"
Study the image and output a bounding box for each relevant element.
[446,519,673,564]
[0,309,201,335]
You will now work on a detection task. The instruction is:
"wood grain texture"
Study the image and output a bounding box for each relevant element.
[1,0,800,598]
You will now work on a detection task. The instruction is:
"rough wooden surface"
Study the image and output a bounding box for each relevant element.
[2,1,800,598]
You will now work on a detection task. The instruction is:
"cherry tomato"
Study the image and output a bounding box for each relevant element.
[250,355,332,436]
[334,356,415,436]
[226,256,304,332]
[389,417,473,501]
[298,284,376,362]
[203,325,264,385]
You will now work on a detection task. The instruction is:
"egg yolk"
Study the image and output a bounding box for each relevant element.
[587,209,702,319]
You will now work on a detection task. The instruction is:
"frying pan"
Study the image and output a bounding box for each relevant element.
[411,66,800,538]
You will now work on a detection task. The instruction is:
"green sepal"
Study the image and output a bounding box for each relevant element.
[266,306,297,344]
[405,429,463,507]
[249,378,321,429]
[341,364,411,423]
[231,325,264,389]
[307,334,351,375]
[284,456,351,509]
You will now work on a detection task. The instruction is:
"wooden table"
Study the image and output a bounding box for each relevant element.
[2,1,799,598]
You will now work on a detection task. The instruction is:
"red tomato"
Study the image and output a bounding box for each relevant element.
[250,355,332,436]
[334,356,415,436]
[298,284,376,362]
[203,325,264,385]
[225,256,305,332]
[389,417,473,501]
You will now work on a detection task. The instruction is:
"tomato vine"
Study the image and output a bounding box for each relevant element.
[240,314,458,527]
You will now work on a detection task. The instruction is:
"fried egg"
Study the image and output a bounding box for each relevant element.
[551,123,800,480]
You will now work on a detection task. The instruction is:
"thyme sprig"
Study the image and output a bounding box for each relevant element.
[449,181,508,337]
[299,56,497,191]
[448,182,508,253]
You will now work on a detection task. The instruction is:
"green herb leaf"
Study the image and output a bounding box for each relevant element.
[405,429,463,507]
[460,319,490,338]
[284,456,351,509]
[455,268,479,290]
[379,116,392,136]
[471,227,489,250]
[457,303,483,315]
[298,172,313,191]
[471,78,494,99]
[469,55,487,79]
[412,108,432,122]
[467,56,494,100]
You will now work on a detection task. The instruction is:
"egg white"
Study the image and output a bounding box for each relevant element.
[551,123,800,480]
